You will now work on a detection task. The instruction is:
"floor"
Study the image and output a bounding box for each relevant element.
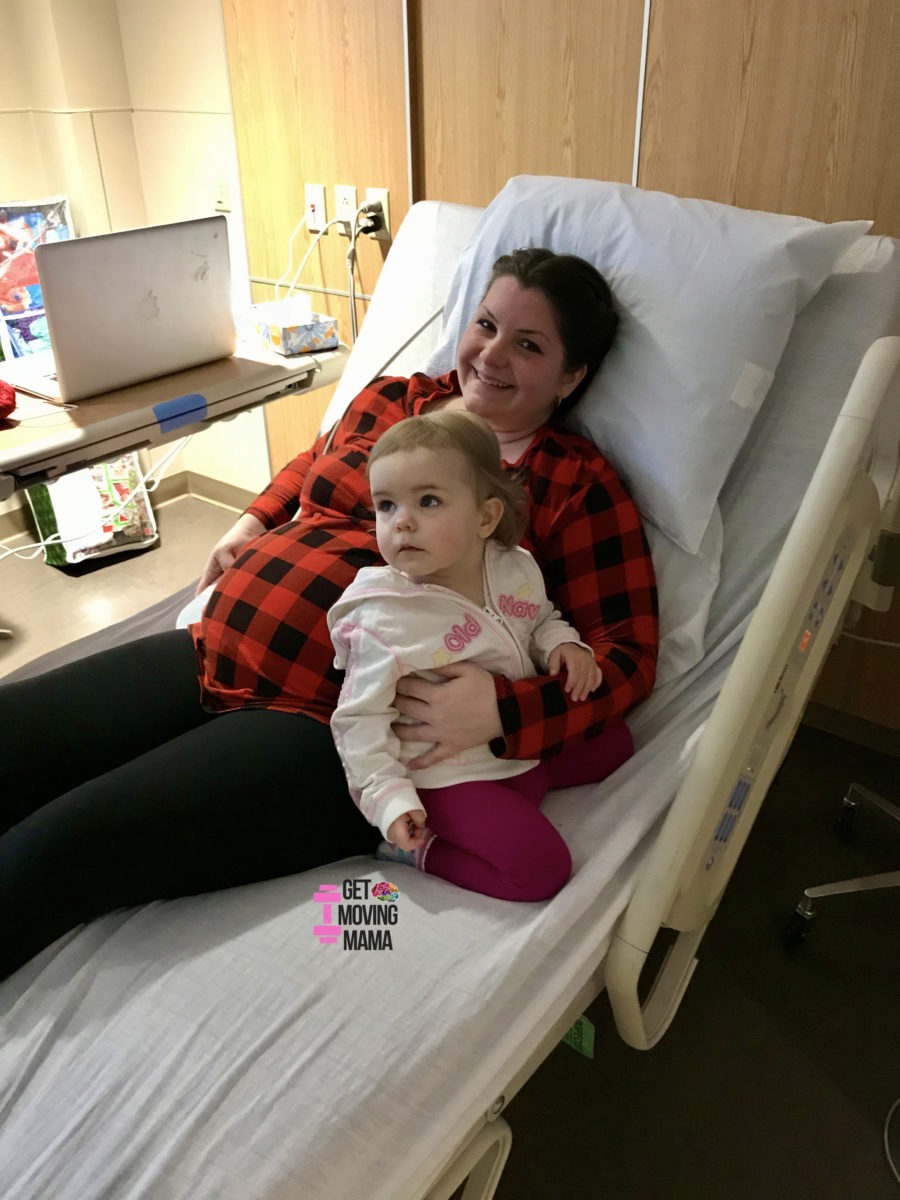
[3,495,899,1198]
[494,728,900,1200]
[0,495,236,679]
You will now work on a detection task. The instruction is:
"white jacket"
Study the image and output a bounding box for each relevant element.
[327,539,591,839]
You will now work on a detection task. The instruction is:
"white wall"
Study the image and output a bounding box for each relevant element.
[116,0,270,494]
[0,0,272,524]
[0,0,136,238]
[0,0,46,198]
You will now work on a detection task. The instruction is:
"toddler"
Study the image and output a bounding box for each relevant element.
[327,411,632,901]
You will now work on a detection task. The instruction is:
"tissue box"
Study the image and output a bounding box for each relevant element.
[248,299,340,357]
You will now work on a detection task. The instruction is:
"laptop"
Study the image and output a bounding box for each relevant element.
[3,216,236,402]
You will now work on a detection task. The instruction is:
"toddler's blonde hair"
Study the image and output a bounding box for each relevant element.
[367,410,528,547]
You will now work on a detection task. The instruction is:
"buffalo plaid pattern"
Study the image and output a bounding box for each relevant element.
[193,373,658,760]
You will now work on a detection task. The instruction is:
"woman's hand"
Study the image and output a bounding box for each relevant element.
[392,661,503,769]
[548,643,603,702]
[386,809,428,851]
[196,512,266,594]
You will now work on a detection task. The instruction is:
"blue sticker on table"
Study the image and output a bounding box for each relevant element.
[153,392,208,433]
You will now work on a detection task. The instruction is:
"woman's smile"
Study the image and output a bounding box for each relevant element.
[471,366,513,390]
[456,276,585,436]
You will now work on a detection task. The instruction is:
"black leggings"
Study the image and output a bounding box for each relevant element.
[0,629,378,979]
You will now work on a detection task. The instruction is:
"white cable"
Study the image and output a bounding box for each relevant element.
[402,0,415,207]
[346,201,383,344]
[0,539,46,563]
[274,202,380,344]
[274,215,307,300]
[0,436,191,564]
[283,217,344,303]
[17,400,79,423]
[142,435,191,492]
[632,0,651,187]
[885,1096,900,1184]
[347,257,358,342]
[841,631,900,649]
[347,212,363,343]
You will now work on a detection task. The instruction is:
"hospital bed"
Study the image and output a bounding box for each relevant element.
[1,178,899,1200]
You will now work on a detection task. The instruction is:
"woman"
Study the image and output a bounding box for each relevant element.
[0,249,658,979]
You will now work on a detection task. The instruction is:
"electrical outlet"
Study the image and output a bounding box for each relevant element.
[364,188,390,240]
[304,183,327,233]
[334,185,357,236]
[214,178,231,213]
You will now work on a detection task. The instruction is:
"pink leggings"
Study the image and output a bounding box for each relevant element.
[416,720,633,903]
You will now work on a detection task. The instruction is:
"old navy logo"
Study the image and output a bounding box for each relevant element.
[498,593,540,620]
[444,613,482,653]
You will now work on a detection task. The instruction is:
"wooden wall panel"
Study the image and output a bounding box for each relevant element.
[249,279,342,471]
[222,0,409,465]
[413,0,645,206]
[638,0,900,235]
[637,0,900,734]
[223,0,900,737]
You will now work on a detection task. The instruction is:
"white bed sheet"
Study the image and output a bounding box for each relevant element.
[1,221,898,1200]
[0,682,711,1200]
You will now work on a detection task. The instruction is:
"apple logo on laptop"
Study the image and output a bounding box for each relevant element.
[139,289,160,319]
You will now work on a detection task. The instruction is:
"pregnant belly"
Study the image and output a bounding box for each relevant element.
[195,522,379,715]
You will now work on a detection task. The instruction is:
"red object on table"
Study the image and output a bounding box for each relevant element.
[0,378,16,419]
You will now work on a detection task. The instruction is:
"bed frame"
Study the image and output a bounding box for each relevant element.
[2,199,898,1200]
[607,334,900,1050]
[422,336,900,1198]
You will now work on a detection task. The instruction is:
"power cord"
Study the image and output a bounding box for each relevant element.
[0,435,191,564]
[274,215,308,300]
[886,1096,900,1184]
[346,201,384,343]
[274,200,384,342]
[840,631,900,650]
[16,399,79,422]
[279,216,345,303]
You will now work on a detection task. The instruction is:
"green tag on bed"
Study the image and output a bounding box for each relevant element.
[562,1014,595,1059]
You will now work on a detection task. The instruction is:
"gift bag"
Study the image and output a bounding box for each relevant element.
[26,452,158,566]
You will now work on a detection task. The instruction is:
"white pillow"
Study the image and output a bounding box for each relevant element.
[176,583,213,628]
[426,176,870,554]
[648,506,721,686]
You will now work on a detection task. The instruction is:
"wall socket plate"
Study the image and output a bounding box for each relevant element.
[304,183,326,232]
[334,185,357,236]
[364,187,390,240]
[214,178,231,213]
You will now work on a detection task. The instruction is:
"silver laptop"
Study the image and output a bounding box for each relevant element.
[6,216,235,402]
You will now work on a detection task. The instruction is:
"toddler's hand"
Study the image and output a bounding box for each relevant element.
[548,643,603,702]
[386,809,428,851]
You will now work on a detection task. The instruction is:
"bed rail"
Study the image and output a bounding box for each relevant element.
[605,335,900,1050]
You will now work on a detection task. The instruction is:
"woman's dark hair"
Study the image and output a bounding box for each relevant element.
[485,248,618,417]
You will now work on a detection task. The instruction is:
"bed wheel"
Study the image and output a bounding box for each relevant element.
[782,909,813,950]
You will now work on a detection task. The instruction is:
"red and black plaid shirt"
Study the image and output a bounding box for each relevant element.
[193,373,658,760]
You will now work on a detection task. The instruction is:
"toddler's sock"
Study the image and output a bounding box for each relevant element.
[375,840,417,867]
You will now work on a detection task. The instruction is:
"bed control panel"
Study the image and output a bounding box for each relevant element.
[701,522,854,875]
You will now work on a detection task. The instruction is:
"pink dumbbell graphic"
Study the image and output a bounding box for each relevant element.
[313,883,342,944]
